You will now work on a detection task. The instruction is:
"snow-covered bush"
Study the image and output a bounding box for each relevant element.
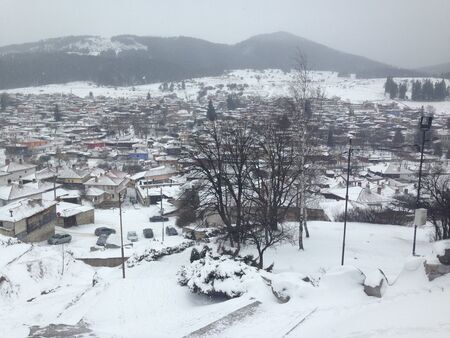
[127,241,194,267]
[178,250,259,298]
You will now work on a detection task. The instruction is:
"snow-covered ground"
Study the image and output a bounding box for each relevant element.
[5,69,450,115]
[2,213,449,338]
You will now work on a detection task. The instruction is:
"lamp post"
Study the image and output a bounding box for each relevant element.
[412,115,432,256]
[119,192,126,279]
[341,138,352,266]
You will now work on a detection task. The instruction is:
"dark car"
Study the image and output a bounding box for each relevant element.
[150,215,169,222]
[165,227,178,236]
[96,234,109,246]
[95,227,116,236]
[143,228,154,239]
[48,233,72,245]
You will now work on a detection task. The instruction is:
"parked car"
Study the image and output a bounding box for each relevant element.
[150,215,169,222]
[143,228,154,239]
[127,231,138,242]
[165,227,178,236]
[48,233,72,245]
[95,227,116,236]
[96,234,109,246]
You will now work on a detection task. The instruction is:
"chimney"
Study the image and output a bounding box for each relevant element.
[5,158,10,165]
[9,209,13,217]
[95,176,98,182]
[377,187,382,194]
[19,158,23,164]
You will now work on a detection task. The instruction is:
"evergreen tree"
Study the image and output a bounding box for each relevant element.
[181,81,186,90]
[277,113,291,130]
[389,81,399,99]
[53,104,62,122]
[398,82,407,99]
[327,127,335,147]
[0,92,8,111]
[147,92,151,100]
[304,99,313,119]
[422,79,434,101]
[433,142,442,157]
[206,99,216,121]
[392,129,405,146]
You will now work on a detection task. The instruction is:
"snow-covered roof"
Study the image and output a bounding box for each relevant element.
[0,162,36,173]
[85,175,126,187]
[85,187,106,197]
[0,199,57,222]
[56,201,93,218]
[22,167,57,181]
[0,184,42,201]
[58,167,90,179]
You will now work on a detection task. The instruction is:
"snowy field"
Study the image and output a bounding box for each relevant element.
[2,210,450,338]
[5,69,450,115]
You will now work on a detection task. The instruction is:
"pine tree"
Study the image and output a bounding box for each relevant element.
[398,82,407,99]
[392,129,405,146]
[389,81,398,99]
[206,99,216,121]
[53,104,62,122]
[0,92,8,111]
[304,99,313,118]
[327,127,335,147]
[147,92,151,100]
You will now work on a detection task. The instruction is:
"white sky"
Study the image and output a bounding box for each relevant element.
[1,0,450,68]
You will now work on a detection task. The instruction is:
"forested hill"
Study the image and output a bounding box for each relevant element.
[0,32,421,89]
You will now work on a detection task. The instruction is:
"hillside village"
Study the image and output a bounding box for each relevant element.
[1,72,449,241]
[1,71,450,337]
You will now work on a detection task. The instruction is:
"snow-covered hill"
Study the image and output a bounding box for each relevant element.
[0,36,148,56]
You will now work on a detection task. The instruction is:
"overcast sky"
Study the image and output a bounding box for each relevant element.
[1,0,449,68]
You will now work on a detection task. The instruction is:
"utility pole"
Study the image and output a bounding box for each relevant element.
[412,116,432,256]
[53,174,57,200]
[119,192,125,278]
[160,187,165,244]
[61,242,65,275]
[341,138,352,266]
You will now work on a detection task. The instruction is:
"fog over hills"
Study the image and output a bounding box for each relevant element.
[0,32,422,89]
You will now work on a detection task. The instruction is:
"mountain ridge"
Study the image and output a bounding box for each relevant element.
[0,32,423,89]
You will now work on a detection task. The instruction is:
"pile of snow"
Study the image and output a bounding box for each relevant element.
[0,235,94,305]
[127,240,194,267]
[178,249,261,298]
[269,272,315,303]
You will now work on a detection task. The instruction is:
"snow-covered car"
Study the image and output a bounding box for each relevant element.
[165,227,178,236]
[96,234,109,246]
[47,233,72,245]
[149,215,169,222]
[127,231,138,242]
[95,227,116,236]
[143,228,154,239]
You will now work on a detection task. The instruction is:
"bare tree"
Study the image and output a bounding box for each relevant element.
[286,50,319,249]
[421,168,450,240]
[189,121,255,253]
[243,120,298,267]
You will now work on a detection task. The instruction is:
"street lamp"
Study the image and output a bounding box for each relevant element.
[118,192,126,279]
[412,115,432,256]
[341,137,352,266]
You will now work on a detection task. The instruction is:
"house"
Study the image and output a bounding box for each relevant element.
[0,160,37,183]
[0,183,43,206]
[57,167,90,188]
[132,166,178,185]
[84,172,129,207]
[56,202,95,227]
[0,198,57,242]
